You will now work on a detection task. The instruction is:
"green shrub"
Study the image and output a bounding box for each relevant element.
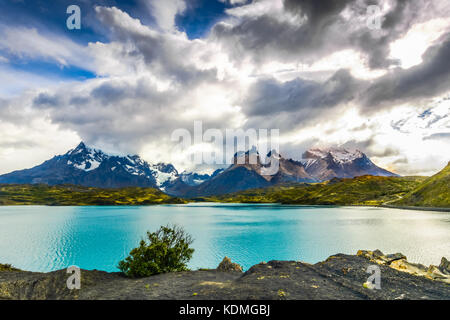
[0,263,21,272]
[118,225,194,278]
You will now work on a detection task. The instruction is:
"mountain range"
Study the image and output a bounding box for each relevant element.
[206,161,450,208]
[301,148,397,181]
[0,142,398,196]
[0,142,173,189]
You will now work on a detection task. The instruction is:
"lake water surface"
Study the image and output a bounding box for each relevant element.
[0,204,449,272]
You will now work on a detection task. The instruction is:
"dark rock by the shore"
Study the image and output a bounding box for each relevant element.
[216,257,243,273]
[0,251,449,300]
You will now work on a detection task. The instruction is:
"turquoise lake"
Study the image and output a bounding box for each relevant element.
[0,204,449,272]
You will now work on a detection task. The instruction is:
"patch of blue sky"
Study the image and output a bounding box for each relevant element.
[6,57,97,81]
[176,0,250,39]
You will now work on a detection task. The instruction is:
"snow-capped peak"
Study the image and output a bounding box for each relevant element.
[234,145,260,158]
[64,142,180,187]
[66,142,107,172]
[303,147,364,164]
[267,150,282,159]
[150,163,178,188]
[179,171,212,186]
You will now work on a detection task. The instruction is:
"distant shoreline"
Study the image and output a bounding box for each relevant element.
[0,202,449,212]
[379,204,450,213]
[1,179,448,210]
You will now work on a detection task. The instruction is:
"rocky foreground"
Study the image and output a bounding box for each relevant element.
[0,250,449,300]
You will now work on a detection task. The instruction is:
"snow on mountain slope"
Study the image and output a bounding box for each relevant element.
[0,142,180,189]
[150,163,179,190]
[302,147,398,180]
[66,142,108,172]
[0,142,399,195]
[180,172,212,186]
[68,144,181,188]
[304,148,365,164]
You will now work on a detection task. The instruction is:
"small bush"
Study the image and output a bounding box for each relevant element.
[118,224,194,278]
[0,263,21,272]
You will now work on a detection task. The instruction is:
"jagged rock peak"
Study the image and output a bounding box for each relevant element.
[303,147,365,163]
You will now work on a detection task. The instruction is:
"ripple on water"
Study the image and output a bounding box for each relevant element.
[0,205,448,272]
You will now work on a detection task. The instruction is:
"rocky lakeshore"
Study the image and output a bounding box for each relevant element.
[0,251,449,300]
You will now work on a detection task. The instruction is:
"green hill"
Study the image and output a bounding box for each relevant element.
[392,162,450,208]
[0,184,186,206]
[203,175,426,206]
[1,169,446,207]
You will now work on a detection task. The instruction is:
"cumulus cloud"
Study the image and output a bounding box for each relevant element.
[239,30,450,126]
[0,25,95,70]
[212,0,450,70]
[244,69,358,119]
[362,34,450,108]
[144,0,187,31]
[423,133,450,141]
[16,6,246,170]
[0,0,449,175]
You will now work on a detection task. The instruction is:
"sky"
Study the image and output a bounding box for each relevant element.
[0,0,449,176]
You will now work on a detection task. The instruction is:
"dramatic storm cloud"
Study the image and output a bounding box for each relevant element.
[0,0,449,176]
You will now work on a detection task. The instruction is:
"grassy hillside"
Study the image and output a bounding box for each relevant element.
[201,176,426,206]
[1,171,444,207]
[0,184,186,206]
[392,162,450,208]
